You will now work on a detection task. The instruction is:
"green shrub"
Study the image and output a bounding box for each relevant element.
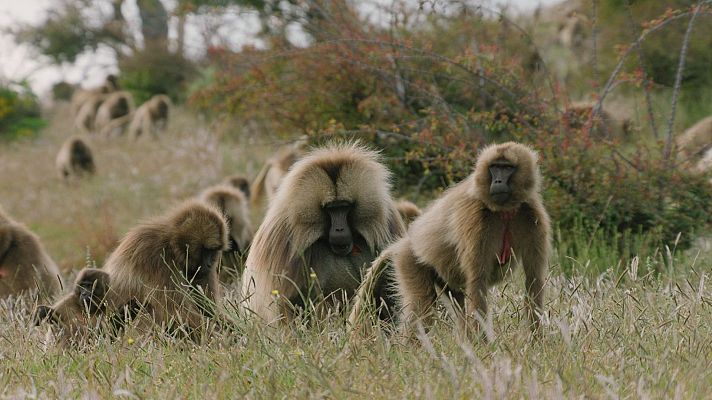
[51,81,75,101]
[189,3,712,260]
[0,83,46,140]
[119,49,196,105]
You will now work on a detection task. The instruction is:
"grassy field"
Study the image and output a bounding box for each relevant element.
[1,104,711,398]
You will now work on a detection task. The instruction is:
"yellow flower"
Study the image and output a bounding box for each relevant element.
[309,272,317,279]
[271,289,279,296]
[127,337,135,345]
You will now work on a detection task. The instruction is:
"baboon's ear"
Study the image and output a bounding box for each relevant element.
[34,305,54,326]
[73,268,110,314]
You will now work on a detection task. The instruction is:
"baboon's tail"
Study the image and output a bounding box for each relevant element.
[99,113,132,137]
[348,245,397,331]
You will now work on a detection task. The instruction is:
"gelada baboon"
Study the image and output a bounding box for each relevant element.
[224,174,251,200]
[56,136,96,180]
[395,200,421,227]
[352,142,550,337]
[95,91,134,135]
[563,101,631,140]
[70,74,119,116]
[676,115,712,166]
[696,148,712,177]
[251,139,308,205]
[200,184,253,281]
[128,94,171,140]
[36,201,228,341]
[75,95,106,135]
[242,142,405,324]
[0,207,62,300]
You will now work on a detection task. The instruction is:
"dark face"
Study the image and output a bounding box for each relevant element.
[489,159,517,205]
[324,200,354,256]
[185,242,222,280]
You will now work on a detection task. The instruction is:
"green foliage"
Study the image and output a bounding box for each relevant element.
[119,49,197,104]
[0,83,46,140]
[190,3,711,259]
[52,81,75,101]
[598,0,712,89]
[13,1,100,64]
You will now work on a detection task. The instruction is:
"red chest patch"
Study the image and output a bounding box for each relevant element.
[497,210,517,265]
[350,245,362,256]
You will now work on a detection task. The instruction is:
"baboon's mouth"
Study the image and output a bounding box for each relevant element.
[491,191,511,204]
[331,243,353,256]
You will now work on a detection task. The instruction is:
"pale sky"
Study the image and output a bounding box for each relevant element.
[0,0,561,96]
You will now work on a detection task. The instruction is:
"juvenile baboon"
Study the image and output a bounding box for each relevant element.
[36,201,229,341]
[95,91,134,135]
[395,200,422,227]
[56,136,96,180]
[563,101,631,140]
[242,142,405,324]
[352,142,550,337]
[224,174,251,200]
[251,139,308,205]
[0,207,62,300]
[676,115,712,166]
[200,185,253,281]
[127,95,171,140]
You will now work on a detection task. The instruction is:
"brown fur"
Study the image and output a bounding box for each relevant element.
[127,95,171,140]
[74,94,107,134]
[558,13,587,50]
[200,185,254,281]
[395,200,422,227]
[95,91,134,135]
[351,142,550,337]
[70,75,119,116]
[676,115,712,166]
[251,140,307,205]
[563,101,631,140]
[0,207,62,300]
[56,136,96,180]
[223,174,251,200]
[242,142,405,324]
[36,201,228,343]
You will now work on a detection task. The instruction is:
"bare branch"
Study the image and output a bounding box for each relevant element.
[664,1,705,163]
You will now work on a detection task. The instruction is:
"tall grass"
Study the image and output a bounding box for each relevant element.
[0,102,710,398]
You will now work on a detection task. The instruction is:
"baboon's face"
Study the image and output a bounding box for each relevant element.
[35,269,110,342]
[323,200,354,256]
[173,219,227,280]
[488,158,517,205]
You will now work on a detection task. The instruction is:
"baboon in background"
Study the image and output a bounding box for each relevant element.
[70,74,119,116]
[351,142,550,338]
[395,200,422,227]
[74,95,106,134]
[224,174,251,200]
[200,185,253,281]
[563,101,631,140]
[128,95,171,140]
[676,115,712,166]
[36,201,229,342]
[251,139,308,205]
[95,91,134,135]
[696,148,712,181]
[0,207,62,300]
[56,136,96,180]
[242,142,405,324]
[558,12,587,51]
